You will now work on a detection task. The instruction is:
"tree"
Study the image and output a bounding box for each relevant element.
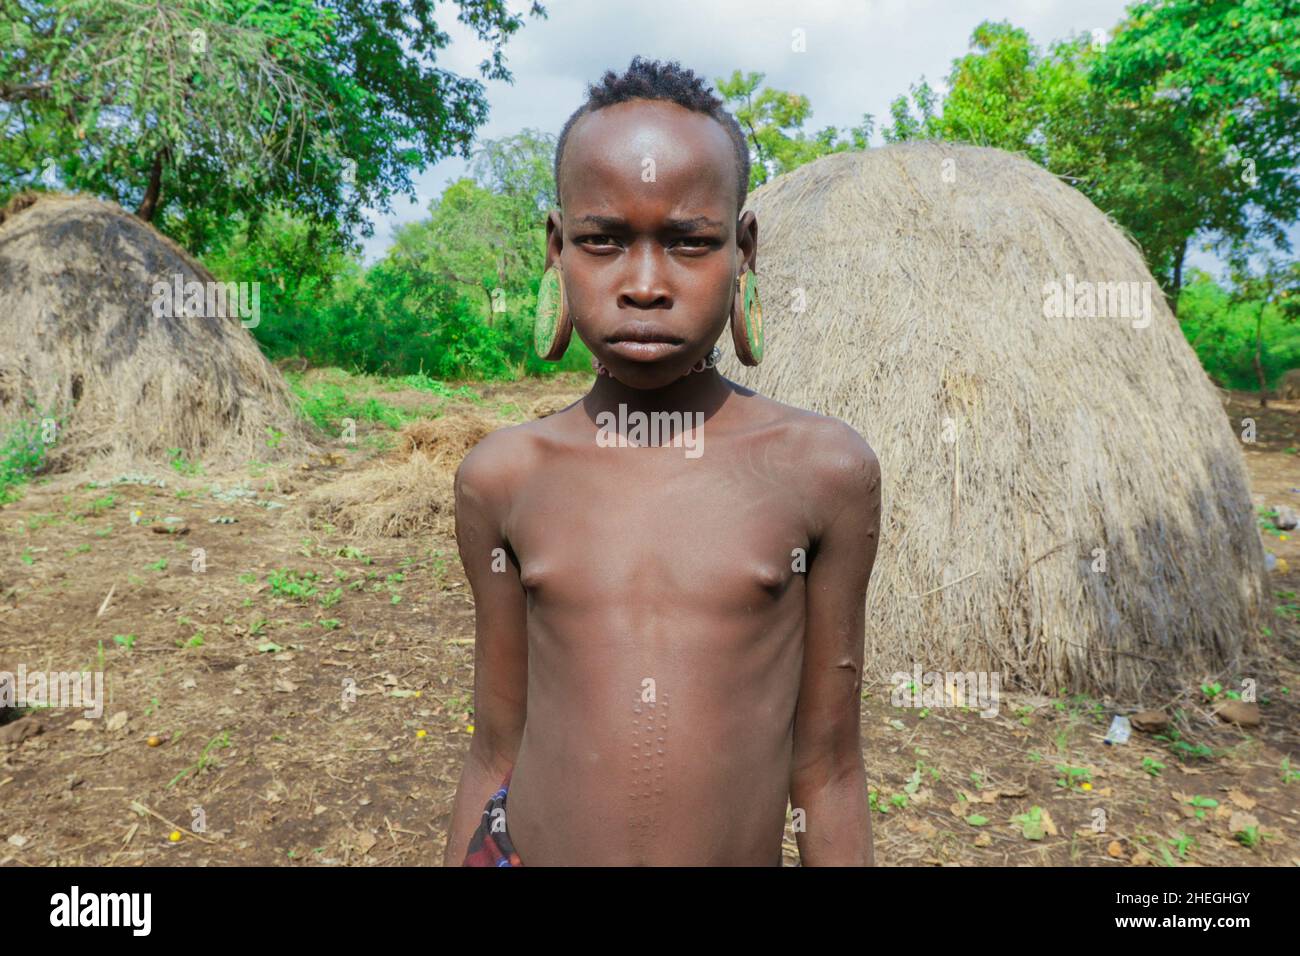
[1093,0,1300,300]
[882,9,1300,309]
[390,178,515,319]
[0,0,546,250]
[467,128,556,311]
[1227,254,1300,405]
[202,205,354,358]
[387,129,554,323]
[715,70,872,189]
[882,79,939,145]
[1176,268,1300,391]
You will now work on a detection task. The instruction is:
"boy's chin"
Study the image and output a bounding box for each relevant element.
[600,360,698,389]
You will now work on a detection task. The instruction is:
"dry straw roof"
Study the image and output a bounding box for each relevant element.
[0,191,308,474]
[719,142,1266,699]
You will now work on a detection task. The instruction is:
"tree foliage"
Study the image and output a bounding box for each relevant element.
[883,5,1299,307]
[715,69,872,189]
[0,0,545,249]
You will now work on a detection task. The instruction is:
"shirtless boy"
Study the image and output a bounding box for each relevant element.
[443,56,882,866]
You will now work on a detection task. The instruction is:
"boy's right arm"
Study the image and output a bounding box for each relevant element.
[442,431,530,866]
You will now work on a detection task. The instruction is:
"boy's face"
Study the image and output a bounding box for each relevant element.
[548,98,757,388]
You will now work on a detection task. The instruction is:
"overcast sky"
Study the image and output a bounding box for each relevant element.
[356,0,1285,277]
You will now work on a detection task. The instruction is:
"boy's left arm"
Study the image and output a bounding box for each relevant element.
[788,423,882,866]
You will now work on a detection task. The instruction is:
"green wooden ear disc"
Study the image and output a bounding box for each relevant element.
[730,270,764,366]
[534,265,572,361]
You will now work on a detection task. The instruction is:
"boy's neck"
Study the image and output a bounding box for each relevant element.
[583,367,733,419]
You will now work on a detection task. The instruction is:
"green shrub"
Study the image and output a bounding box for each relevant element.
[0,414,55,503]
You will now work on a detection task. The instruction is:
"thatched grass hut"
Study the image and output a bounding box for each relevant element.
[0,192,308,474]
[719,143,1266,699]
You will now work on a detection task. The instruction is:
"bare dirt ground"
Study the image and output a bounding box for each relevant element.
[1,379,1297,866]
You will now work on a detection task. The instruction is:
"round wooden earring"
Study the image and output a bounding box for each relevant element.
[534,265,572,361]
[730,270,764,366]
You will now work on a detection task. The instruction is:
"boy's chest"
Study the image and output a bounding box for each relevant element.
[507,447,812,611]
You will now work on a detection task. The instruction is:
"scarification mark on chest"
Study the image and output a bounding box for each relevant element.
[629,686,668,852]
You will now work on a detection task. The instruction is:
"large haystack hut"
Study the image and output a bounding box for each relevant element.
[0,192,308,473]
[719,143,1266,699]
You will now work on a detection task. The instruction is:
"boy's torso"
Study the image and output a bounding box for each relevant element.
[490,389,837,865]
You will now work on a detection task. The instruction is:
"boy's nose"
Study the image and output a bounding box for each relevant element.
[618,245,670,308]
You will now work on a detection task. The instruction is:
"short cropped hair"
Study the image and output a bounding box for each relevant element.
[554,55,752,215]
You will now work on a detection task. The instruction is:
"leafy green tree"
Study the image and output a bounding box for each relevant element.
[882,22,1094,169]
[882,78,939,145]
[470,128,558,217]
[883,9,1300,309]
[881,24,1093,160]
[199,125,578,381]
[937,21,1041,150]
[388,130,554,321]
[1226,255,1300,404]
[202,206,354,359]
[1093,0,1300,298]
[715,70,872,189]
[0,0,546,250]
[389,179,512,317]
[468,128,556,307]
[1177,268,1300,394]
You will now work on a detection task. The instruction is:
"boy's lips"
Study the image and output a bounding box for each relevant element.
[605,322,685,362]
[605,322,684,345]
[605,340,684,361]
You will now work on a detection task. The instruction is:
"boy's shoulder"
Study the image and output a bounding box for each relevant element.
[453,404,579,500]
[748,394,881,536]
[741,389,879,482]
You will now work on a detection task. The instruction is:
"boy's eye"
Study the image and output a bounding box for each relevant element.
[576,234,718,252]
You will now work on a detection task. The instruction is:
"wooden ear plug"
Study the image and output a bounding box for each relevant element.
[730,270,763,366]
[534,264,572,361]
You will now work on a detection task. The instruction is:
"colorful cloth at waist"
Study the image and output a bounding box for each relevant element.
[462,768,522,867]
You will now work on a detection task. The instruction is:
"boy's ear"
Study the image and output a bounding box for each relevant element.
[544,210,564,270]
[737,210,758,274]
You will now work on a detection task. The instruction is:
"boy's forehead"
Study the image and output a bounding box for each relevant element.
[562,99,736,216]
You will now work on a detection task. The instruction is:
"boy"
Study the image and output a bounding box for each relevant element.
[444,56,881,866]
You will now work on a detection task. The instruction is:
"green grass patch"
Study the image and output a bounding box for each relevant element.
[267,568,319,600]
[0,414,56,504]
[288,375,411,436]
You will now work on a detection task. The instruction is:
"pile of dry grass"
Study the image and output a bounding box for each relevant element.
[0,191,309,473]
[307,412,502,537]
[529,394,578,419]
[397,414,499,463]
[719,143,1266,699]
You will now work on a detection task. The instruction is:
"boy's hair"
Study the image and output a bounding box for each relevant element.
[554,55,752,215]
